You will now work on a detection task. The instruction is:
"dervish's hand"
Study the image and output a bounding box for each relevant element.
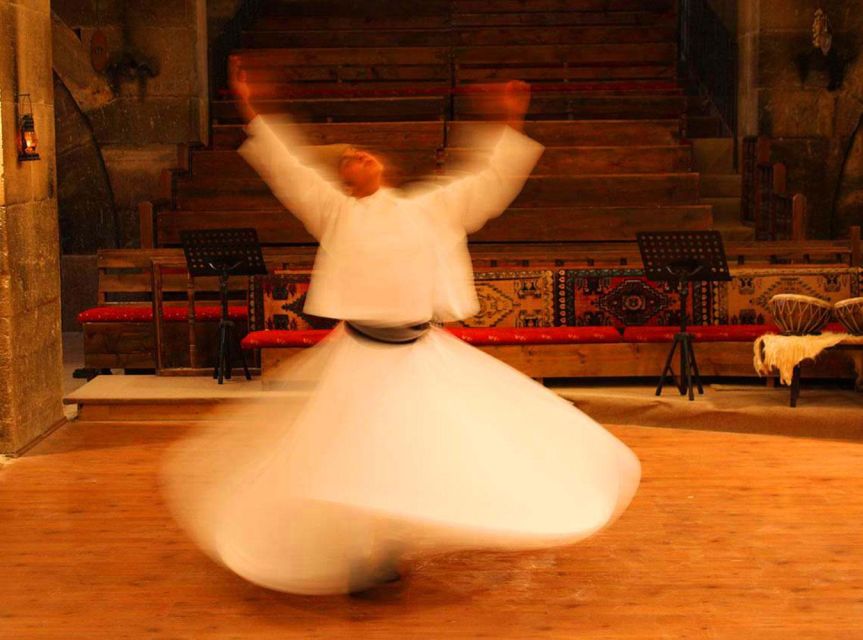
[502,80,531,119]
[229,55,257,123]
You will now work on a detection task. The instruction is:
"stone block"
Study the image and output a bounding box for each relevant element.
[52,0,122,28]
[53,76,95,152]
[101,144,175,204]
[60,253,97,331]
[29,101,57,202]
[758,33,826,91]
[0,5,15,99]
[0,298,64,454]
[125,0,195,29]
[0,99,34,207]
[771,138,838,238]
[51,14,115,113]
[89,96,198,144]
[127,26,197,97]
[759,88,837,138]
[759,0,820,32]
[57,142,118,253]
[13,2,55,107]
[1,200,61,315]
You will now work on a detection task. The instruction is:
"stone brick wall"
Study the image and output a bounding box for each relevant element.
[52,0,209,329]
[706,0,737,34]
[739,1,863,239]
[0,0,65,453]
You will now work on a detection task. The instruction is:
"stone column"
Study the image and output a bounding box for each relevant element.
[0,0,65,454]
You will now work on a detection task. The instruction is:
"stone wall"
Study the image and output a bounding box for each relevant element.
[52,0,209,329]
[706,0,737,34]
[740,1,863,238]
[0,0,65,453]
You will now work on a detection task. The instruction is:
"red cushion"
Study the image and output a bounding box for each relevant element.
[242,329,331,348]
[77,305,248,323]
[241,326,623,349]
[623,324,782,343]
[447,326,622,345]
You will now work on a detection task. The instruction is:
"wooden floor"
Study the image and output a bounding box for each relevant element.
[2,419,863,639]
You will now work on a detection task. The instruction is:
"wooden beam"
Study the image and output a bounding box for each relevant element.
[138,201,154,249]
[791,194,807,242]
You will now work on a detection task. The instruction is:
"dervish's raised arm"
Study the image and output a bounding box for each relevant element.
[417,81,545,234]
[230,59,348,240]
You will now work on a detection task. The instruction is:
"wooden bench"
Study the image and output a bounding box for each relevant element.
[247,323,859,390]
[238,230,863,386]
[77,248,314,374]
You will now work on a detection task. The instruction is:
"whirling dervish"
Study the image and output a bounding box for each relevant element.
[159,60,642,596]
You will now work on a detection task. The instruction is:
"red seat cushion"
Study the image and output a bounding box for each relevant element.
[241,329,331,349]
[77,305,248,324]
[623,324,782,343]
[447,326,622,345]
[241,326,623,349]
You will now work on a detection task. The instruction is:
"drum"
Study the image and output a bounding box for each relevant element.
[834,297,863,335]
[768,294,833,335]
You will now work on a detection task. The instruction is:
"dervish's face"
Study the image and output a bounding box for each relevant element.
[338,148,384,197]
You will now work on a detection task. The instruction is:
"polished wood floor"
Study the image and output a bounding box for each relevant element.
[2,419,862,639]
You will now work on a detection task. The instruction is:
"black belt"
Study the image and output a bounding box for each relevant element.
[345,321,431,344]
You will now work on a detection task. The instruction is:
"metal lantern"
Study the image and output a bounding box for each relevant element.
[16,95,40,162]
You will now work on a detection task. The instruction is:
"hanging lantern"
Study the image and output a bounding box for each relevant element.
[812,9,833,56]
[16,94,40,162]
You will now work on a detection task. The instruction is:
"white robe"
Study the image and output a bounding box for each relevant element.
[238,115,545,325]
[160,115,642,596]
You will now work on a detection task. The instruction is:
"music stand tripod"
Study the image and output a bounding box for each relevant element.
[636,231,731,401]
[181,229,268,384]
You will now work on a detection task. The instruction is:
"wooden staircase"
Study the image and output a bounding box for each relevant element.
[149,0,752,251]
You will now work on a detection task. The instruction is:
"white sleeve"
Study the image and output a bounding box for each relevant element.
[425,125,544,234]
[238,115,348,240]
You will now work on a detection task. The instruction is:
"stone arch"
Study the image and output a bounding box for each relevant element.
[832,55,863,237]
[50,11,119,253]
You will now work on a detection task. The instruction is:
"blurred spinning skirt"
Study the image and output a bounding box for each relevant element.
[160,322,641,595]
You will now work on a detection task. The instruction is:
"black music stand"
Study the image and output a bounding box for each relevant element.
[637,231,731,401]
[181,229,268,384]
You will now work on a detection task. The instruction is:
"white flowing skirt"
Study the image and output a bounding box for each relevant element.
[160,323,641,595]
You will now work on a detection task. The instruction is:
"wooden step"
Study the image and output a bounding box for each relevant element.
[235,79,682,98]
[241,64,450,84]
[514,174,699,207]
[472,205,712,241]
[241,24,677,49]
[451,0,676,13]
[157,204,711,245]
[232,43,676,71]
[215,94,684,123]
[191,149,442,181]
[692,138,735,174]
[451,10,676,28]
[239,63,675,85]
[191,145,692,178]
[700,174,741,198]
[212,97,447,123]
[234,46,450,67]
[454,93,686,120]
[703,197,742,226]
[252,14,451,30]
[173,174,701,209]
[453,43,677,66]
[685,115,725,138]
[210,119,681,150]
[455,64,676,82]
[242,29,453,49]
[454,24,676,46]
[211,120,445,149]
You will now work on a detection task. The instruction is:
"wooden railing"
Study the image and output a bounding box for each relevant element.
[742,136,808,241]
[679,0,737,136]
